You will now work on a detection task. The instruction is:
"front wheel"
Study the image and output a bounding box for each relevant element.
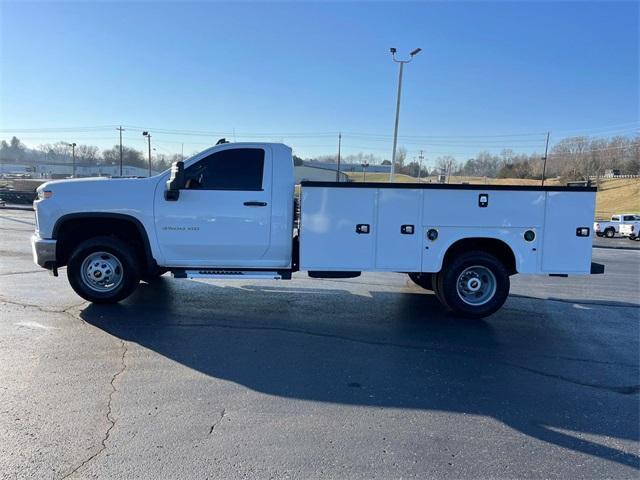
[605,228,615,238]
[67,236,141,303]
[435,251,510,319]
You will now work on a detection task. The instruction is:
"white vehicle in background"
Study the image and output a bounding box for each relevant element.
[30,141,603,319]
[593,214,640,238]
[619,221,640,241]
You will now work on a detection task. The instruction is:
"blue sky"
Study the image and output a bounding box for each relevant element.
[0,1,638,163]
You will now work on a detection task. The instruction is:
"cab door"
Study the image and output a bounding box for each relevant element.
[154,146,273,267]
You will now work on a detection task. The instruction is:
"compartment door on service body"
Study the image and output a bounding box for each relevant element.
[541,191,595,274]
[154,146,273,268]
[375,189,422,270]
[300,187,376,271]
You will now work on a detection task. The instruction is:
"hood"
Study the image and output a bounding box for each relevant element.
[36,176,157,194]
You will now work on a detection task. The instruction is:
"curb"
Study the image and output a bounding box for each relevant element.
[593,245,640,251]
[0,205,34,212]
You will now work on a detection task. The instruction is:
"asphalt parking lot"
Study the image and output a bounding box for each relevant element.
[0,209,638,479]
[593,234,640,250]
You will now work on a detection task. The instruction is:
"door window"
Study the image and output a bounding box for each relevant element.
[185,148,265,191]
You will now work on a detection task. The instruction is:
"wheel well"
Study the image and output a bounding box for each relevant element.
[54,215,154,273]
[443,237,517,275]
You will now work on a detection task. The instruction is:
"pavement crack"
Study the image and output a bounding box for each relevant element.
[503,362,640,395]
[59,340,128,479]
[208,408,226,435]
[0,296,87,317]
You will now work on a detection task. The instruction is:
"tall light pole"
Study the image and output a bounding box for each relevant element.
[117,126,125,177]
[68,143,77,177]
[389,47,421,181]
[336,132,342,182]
[142,131,152,177]
[361,162,369,182]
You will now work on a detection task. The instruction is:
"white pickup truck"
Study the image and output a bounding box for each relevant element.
[31,142,603,318]
[593,213,640,238]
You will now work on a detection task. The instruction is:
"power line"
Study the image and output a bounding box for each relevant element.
[2,121,637,141]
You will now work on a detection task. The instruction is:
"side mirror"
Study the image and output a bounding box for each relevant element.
[165,161,185,201]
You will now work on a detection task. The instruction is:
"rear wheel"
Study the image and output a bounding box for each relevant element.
[605,228,615,238]
[435,251,510,319]
[408,272,433,291]
[431,272,449,307]
[67,236,141,303]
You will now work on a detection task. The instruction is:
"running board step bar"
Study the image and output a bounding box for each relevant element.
[173,269,283,280]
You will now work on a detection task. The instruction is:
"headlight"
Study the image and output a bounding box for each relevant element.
[37,190,53,200]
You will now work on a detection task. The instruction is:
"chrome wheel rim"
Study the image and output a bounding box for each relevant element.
[456,265,497,306]
[80,251,123,293]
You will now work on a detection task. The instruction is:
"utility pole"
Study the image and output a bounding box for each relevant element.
[389,47,422,182]
[418,150,424,182]
[336,132,342,182]
[541,131,550,186]
[143,131,152,176]
[181,143,184,161]
[117,126,125,176]
[68,143,77,177]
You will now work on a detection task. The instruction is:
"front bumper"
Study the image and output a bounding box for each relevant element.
[31,234,57,269]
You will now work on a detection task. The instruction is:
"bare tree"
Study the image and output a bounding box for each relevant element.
[102,145,146,169]
[395,146,407,170]
[76,145,99,165]
[550,136,591,180]
[436,155,458,181]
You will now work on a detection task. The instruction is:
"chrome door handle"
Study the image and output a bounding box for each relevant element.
[243,201,267,207]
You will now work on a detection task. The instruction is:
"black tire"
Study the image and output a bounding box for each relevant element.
[431,272,449,308]
[67,236,141,303]
[408,272,433,291]
[435,250,510,319]
[605,228,615,238]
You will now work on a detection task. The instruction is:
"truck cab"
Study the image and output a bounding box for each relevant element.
[152,143,294,269]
